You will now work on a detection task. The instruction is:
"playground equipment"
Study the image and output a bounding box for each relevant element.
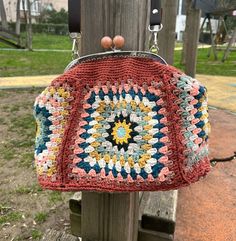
[196,0,236,61]
[0,26,24,48]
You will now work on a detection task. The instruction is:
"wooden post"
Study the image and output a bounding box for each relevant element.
[184,0,201,78]
[158,0,177,65]
[80,1,150,241]
[81,0,150,54]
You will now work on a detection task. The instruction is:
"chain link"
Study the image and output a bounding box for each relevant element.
[70,33,80,60]
[149,24,163,54]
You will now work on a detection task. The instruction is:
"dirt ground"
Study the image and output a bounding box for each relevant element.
[0,89,72,241]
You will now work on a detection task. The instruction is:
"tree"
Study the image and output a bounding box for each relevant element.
[181,0,201,77]
[218,0,236,9]
[0,0,8,29]
[27,0,33,50]
[16,0,21,37]
[22,0,33,50]
[39,7,68,24]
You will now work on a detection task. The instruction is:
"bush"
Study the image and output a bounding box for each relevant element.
[9,22,68,35]
[39,8,68,24]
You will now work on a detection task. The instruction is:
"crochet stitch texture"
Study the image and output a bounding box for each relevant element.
[34,56,211,192]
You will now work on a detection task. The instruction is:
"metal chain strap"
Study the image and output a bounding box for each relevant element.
[70,33,81,60]
[149,24,163,54]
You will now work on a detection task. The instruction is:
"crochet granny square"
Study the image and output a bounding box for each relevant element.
[34,56,210,192]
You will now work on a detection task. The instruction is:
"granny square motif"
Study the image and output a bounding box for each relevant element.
[34,56,211,192]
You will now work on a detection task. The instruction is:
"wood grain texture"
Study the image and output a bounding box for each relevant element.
[41,229,79,241]
[80,1,152,240]
[70,193,82,237]
[70,192,82,214]
[140,191,178,235]
[81,0,151,55]
[138,225,173,241]
[184,1,201,77]
[82,192,139,241]
[158,0,177,65]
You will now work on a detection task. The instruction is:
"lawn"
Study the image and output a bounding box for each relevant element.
[0,50,71,77]
[0,89,72,240]
[174,47,236,76]
[0,33,236,77]
[0,33,72,50]
[0,34,72,77]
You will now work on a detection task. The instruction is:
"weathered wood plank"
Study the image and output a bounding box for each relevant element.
[69,192,82,214]
[184,1,201,77]
[158,0,178,65]
[70,190,178,240]
[41,229,79,241]
[70,193,82,237]
[82,192,139,241]
[140,190,178,235]
[0,27,20,37]
[0,31,19,42]
[81,0,151,55]
[70,212,81,237]
[138,225,173,241]
[80,1,151,241]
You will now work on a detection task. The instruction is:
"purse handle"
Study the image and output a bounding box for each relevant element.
[68,0,162,33]
[65,0,165,70]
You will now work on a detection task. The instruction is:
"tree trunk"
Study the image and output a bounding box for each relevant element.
[0,0,8,29]
[158,0,177,65]
[181,0,191,65]
[16,0,21,35]
[184,0,201,77]
[180,31,186,65]
[80,1,150,241]
[26,0,33,50]
[15,0,21,45]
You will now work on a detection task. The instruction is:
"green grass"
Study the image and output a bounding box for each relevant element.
[0,211,22,224]
[14,186,32,195]
[34,212,48,223]
[9,114,35,133]
[1,148,16,160]
[0,117,7,124]
[0,109,36,164]
[1,33,235,77]
[174,48,236,76]
[0,50,71,77]
[49,191,63,204]
[0,33,71,50]
[175,42,183,48]
[14,184,42,195]
[18,152,34,168]
[10,138,35,148]
[0,89,72,240]
[0,91,8,98]
[30,33,71,49]
[31,229,43,240]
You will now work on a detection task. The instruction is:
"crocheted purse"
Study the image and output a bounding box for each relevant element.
[33,51,211,192]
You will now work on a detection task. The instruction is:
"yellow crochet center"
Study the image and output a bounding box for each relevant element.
[111,120,132,145]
